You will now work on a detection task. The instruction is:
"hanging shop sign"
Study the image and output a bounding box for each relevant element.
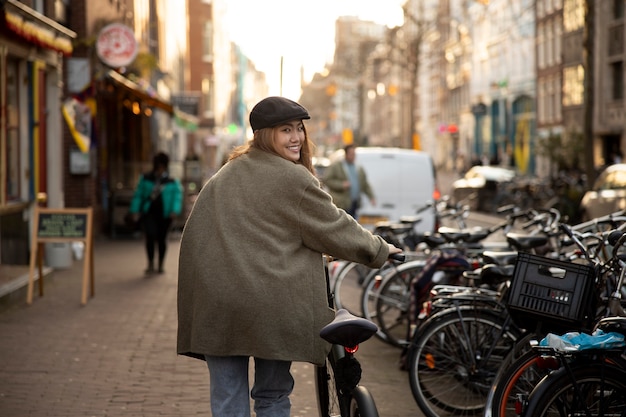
[96,23,138,68]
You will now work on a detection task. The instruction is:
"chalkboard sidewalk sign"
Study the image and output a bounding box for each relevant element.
[27,207,94,306]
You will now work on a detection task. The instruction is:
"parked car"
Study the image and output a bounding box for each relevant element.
[451,165,517,212]
[579,164,626,221]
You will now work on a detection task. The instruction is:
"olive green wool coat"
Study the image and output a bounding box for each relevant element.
[177,148,389,366]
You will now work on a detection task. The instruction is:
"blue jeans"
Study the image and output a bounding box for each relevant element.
[205,355,293,417]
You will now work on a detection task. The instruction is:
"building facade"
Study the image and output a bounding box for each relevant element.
[185,0,267,177]
[301,0,624,182]
[1,0,75,264]
[594,0,625,167]
[65,0,184,237]
[0,0,191,268]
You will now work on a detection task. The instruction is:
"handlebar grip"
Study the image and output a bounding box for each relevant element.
[389,253,406,262]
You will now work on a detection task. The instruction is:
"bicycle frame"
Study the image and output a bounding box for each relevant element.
[321,343,360,415]
[316,308,381,417]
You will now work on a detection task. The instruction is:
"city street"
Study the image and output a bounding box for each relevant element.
[0,234,428,417]
[2,0,621,413]
[0,169,506,417]
[0,168,512,417]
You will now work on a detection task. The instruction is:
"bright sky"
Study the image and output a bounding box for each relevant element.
[223,0,405,100]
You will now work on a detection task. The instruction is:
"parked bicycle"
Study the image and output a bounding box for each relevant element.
[370,205,540,349]
[404,210,623,417]
[484,221,626,417]
[316,253,405,417]
[515,228,626,417]
[331,198,469,318]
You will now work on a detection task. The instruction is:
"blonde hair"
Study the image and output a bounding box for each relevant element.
[228,124,315,174]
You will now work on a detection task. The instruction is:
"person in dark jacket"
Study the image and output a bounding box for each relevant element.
[177,96,401,417]
[129,152,183,274]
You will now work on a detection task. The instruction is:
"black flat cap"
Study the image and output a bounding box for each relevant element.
[249,96,310,131]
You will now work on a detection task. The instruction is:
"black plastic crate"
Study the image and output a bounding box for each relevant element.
[507,253,597,331]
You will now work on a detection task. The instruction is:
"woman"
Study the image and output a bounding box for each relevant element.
[177,96,401,417]
[129,152,182,274]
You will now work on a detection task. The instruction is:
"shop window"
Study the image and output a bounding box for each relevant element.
[563,0,584,32]
[203,21,214,62]
[55,0,68,24]
[5,59,21,202]
[614,0,625,19]
[563,64,584,106]
[611,61,624,100]
[32,0,44,14]
[202,76,214,118]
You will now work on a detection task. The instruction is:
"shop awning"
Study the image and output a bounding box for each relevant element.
[106,70,173,114]
[3,0,75,56]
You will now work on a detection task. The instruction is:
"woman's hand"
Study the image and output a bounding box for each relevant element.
[387,245,405,263]
[387,244,402,255]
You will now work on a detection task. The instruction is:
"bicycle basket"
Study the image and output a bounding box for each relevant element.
[506,253,597,332]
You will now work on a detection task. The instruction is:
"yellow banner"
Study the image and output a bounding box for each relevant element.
[62,98,91,153]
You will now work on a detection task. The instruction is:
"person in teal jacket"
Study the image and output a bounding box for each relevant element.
[130,152,183,274]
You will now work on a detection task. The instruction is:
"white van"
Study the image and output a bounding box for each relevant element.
[325,147,439,233]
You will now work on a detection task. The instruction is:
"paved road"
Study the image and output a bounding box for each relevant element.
[0,235,427,417]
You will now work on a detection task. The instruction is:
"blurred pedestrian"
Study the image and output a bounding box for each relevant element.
[129,151,183,275]
[177,96,401,417]
[323,143,376,218]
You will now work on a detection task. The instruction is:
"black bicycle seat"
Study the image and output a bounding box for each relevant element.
[399,215,422,225]
[437,227,471,243]
[506,233,549,250]
[482,250,519,265]
[479,263,515,286]
[320,309,377,347]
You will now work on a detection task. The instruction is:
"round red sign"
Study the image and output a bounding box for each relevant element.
[96,23,138,68]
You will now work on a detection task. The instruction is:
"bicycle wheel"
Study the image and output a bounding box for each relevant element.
[360,264,400,343]
[316,358,341,417]
[350,385,380,417]
[361,255,426,329]
[407,308,521,417]
[328,260,350,290]
[524,362,626,417]
[484,344,546,417]
[374,261,425,348]
[333,261,373,316]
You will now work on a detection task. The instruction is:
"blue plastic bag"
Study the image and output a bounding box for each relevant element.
[539,329,625,351]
